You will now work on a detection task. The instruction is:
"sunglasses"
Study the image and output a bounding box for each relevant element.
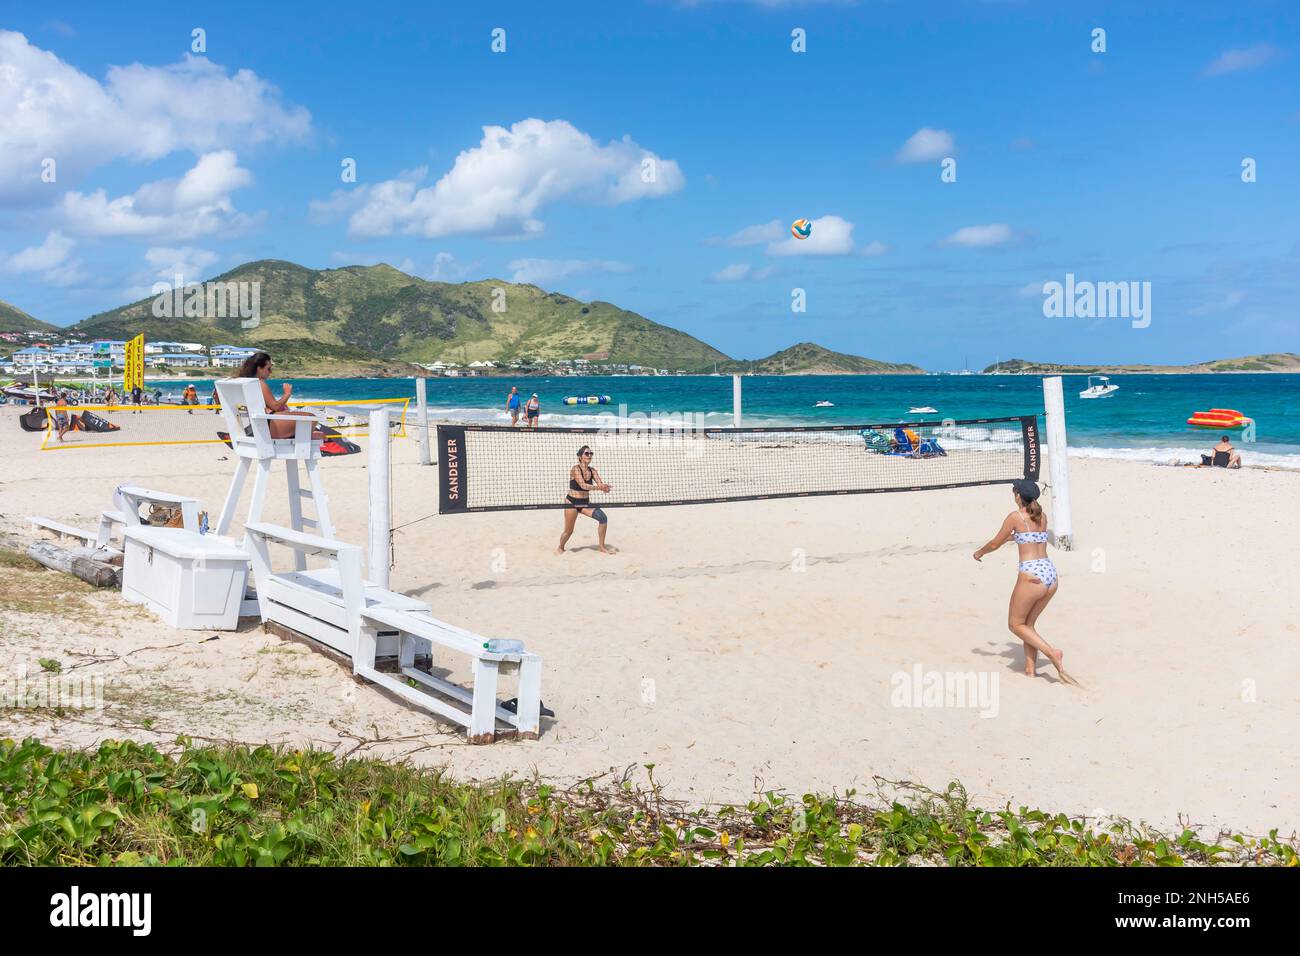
[581,452,594,457]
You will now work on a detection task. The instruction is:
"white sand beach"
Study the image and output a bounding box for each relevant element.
[1,404,1297,837]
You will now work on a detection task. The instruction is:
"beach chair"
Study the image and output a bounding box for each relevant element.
[213,378,333,568]
[243,522,543,742]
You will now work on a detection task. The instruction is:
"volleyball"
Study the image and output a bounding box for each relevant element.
[791,218,812,240]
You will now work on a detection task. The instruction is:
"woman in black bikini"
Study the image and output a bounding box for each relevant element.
[556,445,613,554]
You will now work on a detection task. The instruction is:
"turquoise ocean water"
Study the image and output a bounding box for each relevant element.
[152,373,1300,469]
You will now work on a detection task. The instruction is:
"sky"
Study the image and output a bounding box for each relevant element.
[0,0,1296,368]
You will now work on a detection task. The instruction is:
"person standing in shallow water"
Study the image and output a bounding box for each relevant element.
[506,386,522,426]
[973,479,1078,685]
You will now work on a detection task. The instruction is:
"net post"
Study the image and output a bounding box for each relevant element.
[415,376,431,466]
[368,408,392,588]
[732,375,742,426]
[1042,376,1074,551]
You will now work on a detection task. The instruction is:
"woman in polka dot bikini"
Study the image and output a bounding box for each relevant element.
[973,479,1078,685]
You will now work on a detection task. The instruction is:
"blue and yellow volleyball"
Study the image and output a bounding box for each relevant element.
[791,218,813,240]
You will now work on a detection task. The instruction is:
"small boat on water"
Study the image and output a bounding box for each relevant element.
[1079,375,1119,399]
[908,406,937,414]
[563,395,612,406]
[814,400,834,408]
[1188,408,1252,428]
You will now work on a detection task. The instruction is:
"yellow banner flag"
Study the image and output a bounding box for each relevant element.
[124,334,145,392]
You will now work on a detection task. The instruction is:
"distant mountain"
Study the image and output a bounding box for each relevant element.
[0,299,56,334]
[73,259,729,371]
[989,354,1300,374]
[718,342,923,375]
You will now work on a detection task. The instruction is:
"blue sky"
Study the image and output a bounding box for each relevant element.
[1,0,1296,368]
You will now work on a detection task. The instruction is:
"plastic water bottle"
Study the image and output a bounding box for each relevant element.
[199,512,209,536]
[484,638,524,654]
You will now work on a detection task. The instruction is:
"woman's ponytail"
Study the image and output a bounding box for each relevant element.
[1024,497,1043,523]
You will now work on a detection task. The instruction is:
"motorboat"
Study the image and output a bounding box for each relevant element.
[908,406,938,414]
[1079,375,1119,399]
[814,400,834,407]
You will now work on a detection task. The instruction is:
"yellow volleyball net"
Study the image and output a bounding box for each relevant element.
[33,398,410,451]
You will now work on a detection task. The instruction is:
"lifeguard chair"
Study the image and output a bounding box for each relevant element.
[214,377,333,569]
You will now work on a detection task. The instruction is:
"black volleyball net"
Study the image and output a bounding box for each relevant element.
[436,416,1040,513]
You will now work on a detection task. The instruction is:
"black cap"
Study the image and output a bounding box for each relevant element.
[1012,479,1040,501]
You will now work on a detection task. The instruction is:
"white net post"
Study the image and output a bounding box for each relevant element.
[415,377,431,466]
[368,408,392,588]
[732,375,742,427]
[1042,376,1073,551]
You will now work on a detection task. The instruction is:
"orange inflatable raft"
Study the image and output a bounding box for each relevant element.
[1187,408,1252,428]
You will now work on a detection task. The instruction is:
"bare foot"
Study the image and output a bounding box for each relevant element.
[1046,648,1078,686]
[554,547,566,556]
[598,545,615,554]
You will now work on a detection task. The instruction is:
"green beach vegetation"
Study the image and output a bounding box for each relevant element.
[0,737,1295,867]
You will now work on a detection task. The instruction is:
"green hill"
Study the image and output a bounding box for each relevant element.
[0,299,56,334]
[73,260,730,371]
[719,343,923,375]
[989,354,1300,374]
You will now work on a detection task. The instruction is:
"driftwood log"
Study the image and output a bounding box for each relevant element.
[25,541,122,588]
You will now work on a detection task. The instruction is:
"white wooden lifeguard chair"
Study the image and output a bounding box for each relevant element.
[214,377,333,570]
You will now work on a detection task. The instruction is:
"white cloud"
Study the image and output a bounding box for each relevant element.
[940,223,1014,248]
[766,215,855,256]
[860,240,891,258]
[5,231,74,272]
[0,31,310,204]
[895,127,954,163]
[313,119,684,239]
[1204,44,1281,76]
[2,231,83,286]
[708,219,784,247]
[709,263,777,282]
[145,246,220,284]
[507,258,633,286]
[58,151,256,239]
[711,263,753,282]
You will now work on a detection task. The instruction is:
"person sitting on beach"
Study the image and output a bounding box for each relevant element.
[525,393,540,428]
[53,391,70,442]
[1203,436,1242,469]
[973,479,1078,686]
[233,350,323,440]
[557,445,613,555]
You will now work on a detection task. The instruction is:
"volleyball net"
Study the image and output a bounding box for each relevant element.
[436,415,1041,513]
[33,398,410,451]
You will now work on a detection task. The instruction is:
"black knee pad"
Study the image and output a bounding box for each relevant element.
[591,508,608,525]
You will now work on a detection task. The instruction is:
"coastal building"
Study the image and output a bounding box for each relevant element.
[209,345,259,368]
[147,353,209,369]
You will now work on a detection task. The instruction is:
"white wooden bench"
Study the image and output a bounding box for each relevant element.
[30,487,201,554]
[28,516,98,546]
[359,605,542,743]
[244,521,543,742]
